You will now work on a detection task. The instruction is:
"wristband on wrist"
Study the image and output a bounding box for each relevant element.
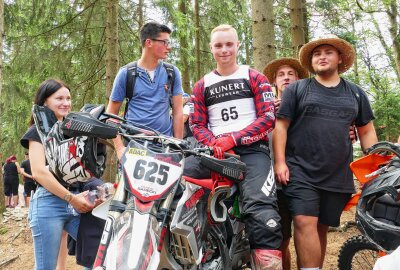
[63,193,73,203]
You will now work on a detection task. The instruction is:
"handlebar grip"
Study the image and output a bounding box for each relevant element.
[102,112,125,122]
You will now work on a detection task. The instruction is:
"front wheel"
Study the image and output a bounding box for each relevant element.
[199,225,231,270]
[338,235,380,270]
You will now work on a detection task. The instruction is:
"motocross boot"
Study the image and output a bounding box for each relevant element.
[250,249,283,270]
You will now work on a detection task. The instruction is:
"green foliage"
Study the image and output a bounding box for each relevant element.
[313,0,400,141]
[1,0,399,160]
[0,0,142,158]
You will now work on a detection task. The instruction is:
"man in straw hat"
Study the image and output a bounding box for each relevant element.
[273,35,378,270]
[264,57,309,110]
[264,57,308,270]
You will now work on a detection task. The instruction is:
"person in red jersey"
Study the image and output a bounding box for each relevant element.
[185,24,282,270]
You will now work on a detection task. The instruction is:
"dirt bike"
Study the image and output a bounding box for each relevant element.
[59,104,250,270]
[338,142,400,270]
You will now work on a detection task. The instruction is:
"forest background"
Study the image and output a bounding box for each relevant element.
[0,0,399,207]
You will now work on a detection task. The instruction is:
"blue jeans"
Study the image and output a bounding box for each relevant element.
[28,186,80,270]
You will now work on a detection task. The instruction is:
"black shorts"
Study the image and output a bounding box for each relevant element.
[4,176,19,196]
[24,182,37,197]
[283,180,352,227]
[277,189,292,240]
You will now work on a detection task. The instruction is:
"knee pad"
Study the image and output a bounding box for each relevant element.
[246,210,282,249]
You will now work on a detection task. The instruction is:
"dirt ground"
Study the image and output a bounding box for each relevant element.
[0,206,359,270]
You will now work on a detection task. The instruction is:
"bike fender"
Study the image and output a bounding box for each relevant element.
[92,196,113,220]
[127,212,160,270]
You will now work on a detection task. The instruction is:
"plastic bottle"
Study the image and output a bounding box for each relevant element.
[85,182,116,205]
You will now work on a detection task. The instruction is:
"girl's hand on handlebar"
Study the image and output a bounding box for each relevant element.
[70,191,94,213]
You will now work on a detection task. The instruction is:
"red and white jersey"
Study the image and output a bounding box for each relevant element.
[203,65,256,136]
[191,66,275,146]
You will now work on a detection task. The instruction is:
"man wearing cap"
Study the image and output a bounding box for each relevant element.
[264,57,308,270]
[273,35,378,270]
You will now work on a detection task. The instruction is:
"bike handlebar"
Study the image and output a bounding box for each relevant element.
[365,141,400,158]
[102,112,240,159]
[63,110,241,160]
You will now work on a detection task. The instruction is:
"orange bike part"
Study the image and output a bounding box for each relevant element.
[350,153,394,184]
[378,250,387,257]
[343,193,360,211]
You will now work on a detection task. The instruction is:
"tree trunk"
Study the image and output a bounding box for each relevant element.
[290,0,306,57]
[245,26,251,65]
[194,0,201,81]
[386,0,400,83]
[302,0,309,43]
[104,0,119,182]
[138,0,144,54]
[179,0,190,93]
[371,16,399,80]
[251,0,276,71]
[0,0,4,211]
[350,18,360,84]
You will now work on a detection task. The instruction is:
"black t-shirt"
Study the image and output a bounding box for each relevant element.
[21,159,35,183]
[21,125,42,149]
[277,78,374,193]
[3,162,18,177]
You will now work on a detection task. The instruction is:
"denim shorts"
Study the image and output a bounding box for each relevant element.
[28,186,80,270]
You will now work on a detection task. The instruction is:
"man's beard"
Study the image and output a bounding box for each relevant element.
[314,65,338,76]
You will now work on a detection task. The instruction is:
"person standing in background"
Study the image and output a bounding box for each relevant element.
[3,155,20,208]
[20,152,36,207]
[264,57,308,270]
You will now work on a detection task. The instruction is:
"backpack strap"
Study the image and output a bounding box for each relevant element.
[343,79,361,108]
[342,79,362,140]
[294,78,361,113]
[124,62,176,118]
[124,61,138,118]
[294,78,312,116]
[162,62,176,106]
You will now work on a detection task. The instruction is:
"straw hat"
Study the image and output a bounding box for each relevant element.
[299,34,355,74]
[263,57,309,82]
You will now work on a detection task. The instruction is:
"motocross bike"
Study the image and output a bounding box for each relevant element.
[59,104,249,270]
[338,142,400,270]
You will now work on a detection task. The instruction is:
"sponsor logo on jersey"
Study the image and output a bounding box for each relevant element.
[263,92,275,102]
[241,129,271,145]
[209,82,246,96]
[259,82,271,89]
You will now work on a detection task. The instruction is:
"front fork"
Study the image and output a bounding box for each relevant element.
[93,172,127,269]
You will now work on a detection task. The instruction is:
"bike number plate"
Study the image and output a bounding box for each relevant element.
[123,152,182,201]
